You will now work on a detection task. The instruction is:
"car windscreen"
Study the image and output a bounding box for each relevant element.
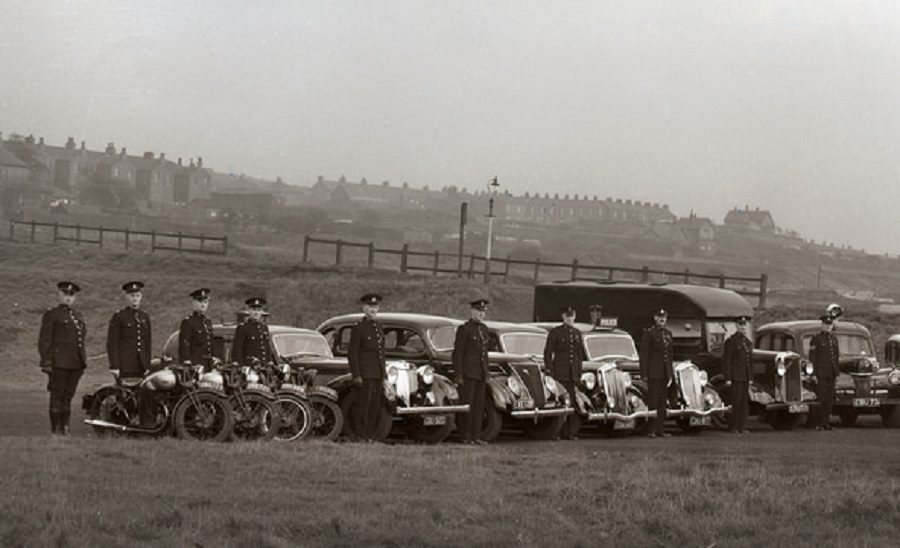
[801,334,875,358]
[499,333,547,356]
[272,333,333,358]
[428,326,458,352]
[584,334,638,361]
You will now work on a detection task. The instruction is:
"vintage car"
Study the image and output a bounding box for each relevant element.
[708,350,819,430]
[318,313,572,441]
[533,281,754,377]
[756,321,900,428]
[526,320,654,434]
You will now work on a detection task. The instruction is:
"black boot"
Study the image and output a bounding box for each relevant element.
[60,412,71,437]
[49,410,59,435]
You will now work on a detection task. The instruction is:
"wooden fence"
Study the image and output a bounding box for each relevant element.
[8,220,228,255]
[301,235,768,307]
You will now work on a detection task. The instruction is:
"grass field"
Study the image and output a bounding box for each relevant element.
[1,425,898,547]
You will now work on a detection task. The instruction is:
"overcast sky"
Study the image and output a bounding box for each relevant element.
[2,1,899,252]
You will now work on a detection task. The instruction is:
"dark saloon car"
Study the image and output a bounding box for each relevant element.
[319,313,571,441]
[756,320,900,428]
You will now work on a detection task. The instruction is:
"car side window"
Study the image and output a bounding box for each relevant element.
[756,333,772,350]
[331,327,352,356]
[784,336,795,352]
[383,327,427,358]
[213,337,227,362]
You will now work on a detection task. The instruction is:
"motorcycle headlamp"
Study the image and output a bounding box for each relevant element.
[581,372,597,391]
[386,365,399,385]
[281,363,291,377]
[698,370,708,386]
[420,366,435,385]
[244,369,260,384]
[507,376,524,397]
[889,369,900,386]
[622,371,633,388]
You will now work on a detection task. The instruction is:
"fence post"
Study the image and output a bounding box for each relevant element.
[571,259,579,281]
[683,268,690,283]
[608,268,615,281]
[53,222,59,242]
[368,242,375,268]
[8,221,13,240]
[719,275,726,289]
[533,257,541,284]
[222,236,228,256]
[400,244,409,273]
[124,227,130,249]
[177,231,183,251]
[302,235,310,262]
[468,254,475,279]
[503,254,511,283]
[199,235,205,253]
[98,226,103,248]
[75,224,81,246]
[30,221,36,243]
[335,239,343,266]
[433,251,440,276]
[640,266,649,283]
[759,274,768,309]
[151,230,156,253]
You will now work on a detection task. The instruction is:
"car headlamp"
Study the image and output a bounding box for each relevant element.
[698,370,708,386]
[507,376,524,397]
[804,361,814,376]
[386,365,399,385]
[622,371,633,388]
[704,392,716,406]
[581,372,597,391]
[889,369,900,386]
[776,361,786,376]
[544,375,558,395]
[420,366,435,385]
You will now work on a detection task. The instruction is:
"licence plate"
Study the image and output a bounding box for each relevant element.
[689,416,710,427]
[788,404,809,414]
[423,415,447,426]
[512,399,534,410]
[852,398,881,408]
[614,420,634,430]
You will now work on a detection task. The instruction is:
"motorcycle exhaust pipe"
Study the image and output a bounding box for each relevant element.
[84,419,160,434]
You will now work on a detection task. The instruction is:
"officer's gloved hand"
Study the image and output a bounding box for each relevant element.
[456,378,464,387]
[40,367,51,375]
[725,380,732,387]
[353,376,363,387]
[110,369,120,378]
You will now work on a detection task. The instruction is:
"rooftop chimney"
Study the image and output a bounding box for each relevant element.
[189,158,195,167]
[143,151,154,159]
[159,153,165,161]
[120,147,127,157]
[65,137,76,150]
[178,157,182,166]
[105,142,116,155]
[197,157,203,167]
[80,141,85,151]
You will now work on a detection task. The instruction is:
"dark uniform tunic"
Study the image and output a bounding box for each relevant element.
[452,319,491,442]
[107,306,152,377]
[179,311,213,367]
[347,316,386,440]
[544,324,587,439]
[38,304,87,431]
[232,318,273,365]
[639,324,674,435]
[809,330,840,428]
[722,331,753,431]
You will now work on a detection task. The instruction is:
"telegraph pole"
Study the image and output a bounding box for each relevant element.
[457,202,467,277]
[484,176,500,283]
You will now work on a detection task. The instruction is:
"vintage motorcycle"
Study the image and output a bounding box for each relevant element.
[207,360,282,441]
[255,361,314,442]
[82,358,234,441]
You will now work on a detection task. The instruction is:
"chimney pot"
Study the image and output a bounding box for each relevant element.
[197,157,203,167]
[143,151,154,159]
[80,141,85,151]
[178,157,182,166]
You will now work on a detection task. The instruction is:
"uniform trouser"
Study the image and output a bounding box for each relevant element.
[358,379,384,440]
[729,381,749,431]
[459,379,486,442]
[47,369,83,432]
[816,378,835,427]
[648,378,668,434]
[560,380,579,439]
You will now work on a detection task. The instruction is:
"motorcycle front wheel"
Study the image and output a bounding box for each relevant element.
[274,393,313,442]
[231,393,280,442]
[173,392,234,442]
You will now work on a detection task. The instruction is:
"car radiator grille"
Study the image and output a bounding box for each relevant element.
[511,363,547,407]
[853,376,872,396]
[784,360,802,403]
[678,367,703,410]
[602,368,628,412]
[395,369,418,404]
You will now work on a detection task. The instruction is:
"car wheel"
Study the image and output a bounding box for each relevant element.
[766,410,803,431]
[880,405,900,428]
[409,416,454,444]
[480,397,503,442]
[339,389,392,442]
[837,408,859,427]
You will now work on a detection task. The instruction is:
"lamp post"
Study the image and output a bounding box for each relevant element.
[484,176,500,283]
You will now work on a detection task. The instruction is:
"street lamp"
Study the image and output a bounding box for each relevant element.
[484,176,500,283]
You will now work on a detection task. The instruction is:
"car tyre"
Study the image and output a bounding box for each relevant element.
[340,389,392,442]
[766,410,803,431]
[881,405,900,428]
[479,397,504,442]
[837,408,859,427]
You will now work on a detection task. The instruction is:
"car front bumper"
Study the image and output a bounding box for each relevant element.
[585,409,656,422]
[510,407,573,419]
[664,404,730,418]
[394,404,470,415]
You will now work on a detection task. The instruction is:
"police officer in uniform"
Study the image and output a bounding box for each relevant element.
[809,314,840,430]
[639,308,673,438]
[38,281,87,435]
[544,306,587,440]
[179,288,213,370]
[107,281,153,426]
[589,304,604,329]
[453,298,491,445]
[723,316,753,434]
[347,293,386,441]
[232,297,273,365]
